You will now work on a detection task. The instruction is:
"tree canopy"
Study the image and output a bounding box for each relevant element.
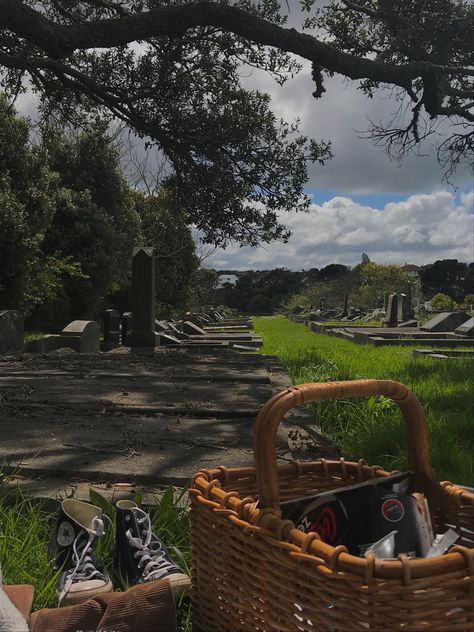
[1,0,472,245]
[0,98,198,325]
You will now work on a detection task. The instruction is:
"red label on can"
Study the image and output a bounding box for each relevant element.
[381,498,405,522]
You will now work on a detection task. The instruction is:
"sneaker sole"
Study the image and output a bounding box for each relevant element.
[59,579,114,606]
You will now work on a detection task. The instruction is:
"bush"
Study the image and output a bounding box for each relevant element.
[430,293,458,311]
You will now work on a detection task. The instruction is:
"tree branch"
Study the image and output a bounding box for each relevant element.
[1,0,466,102]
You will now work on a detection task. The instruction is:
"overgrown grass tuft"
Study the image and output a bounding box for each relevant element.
[254,316,474,486]
[0,491,58,609]
[0,485,191,625]
[23,332,47,345]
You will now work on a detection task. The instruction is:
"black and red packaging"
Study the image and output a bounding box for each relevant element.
[280,472,420,557]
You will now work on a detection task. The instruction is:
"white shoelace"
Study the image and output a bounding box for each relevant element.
[58,515,110,606]
[125,508,181,582]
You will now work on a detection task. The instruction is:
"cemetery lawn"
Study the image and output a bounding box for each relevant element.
[254,316,474,487]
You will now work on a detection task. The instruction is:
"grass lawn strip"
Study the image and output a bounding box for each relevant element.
[254,316,473,487]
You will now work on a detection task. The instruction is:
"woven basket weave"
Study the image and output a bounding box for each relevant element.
[190,379,474,631]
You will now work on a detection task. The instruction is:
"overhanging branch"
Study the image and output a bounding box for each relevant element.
[1,0,470,107]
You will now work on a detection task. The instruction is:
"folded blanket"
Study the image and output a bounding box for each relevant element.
[0,566,31,631]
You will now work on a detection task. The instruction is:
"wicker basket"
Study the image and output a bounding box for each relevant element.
[190,379,474,631]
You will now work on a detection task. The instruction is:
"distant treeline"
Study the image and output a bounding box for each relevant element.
[212,261,474,314]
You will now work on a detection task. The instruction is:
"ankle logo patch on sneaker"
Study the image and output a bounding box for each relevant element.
[57,521,75,546]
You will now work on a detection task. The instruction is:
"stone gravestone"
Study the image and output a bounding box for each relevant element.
[0,310,24,354]
[455,317,474,337]
[129,248,156,349]
[121,312,133,345]
[342,293,349,318]
[182,321,206,336]
[421,311,470,333]
[102,309,121,348]
[155,319,171,333]
[61,320,100,353]
[384,294,398,327]
[397,293,407,323]
[158,333,182,346]
[406,283,414,319]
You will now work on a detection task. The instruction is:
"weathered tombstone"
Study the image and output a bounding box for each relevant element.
[155,319,171,333]
[342,293,348,317]
[421,311,470,332]
[182,321,206,336]
[103,309,121,348]
[397,293,407,322]
[208,308,220,322]
[61,320,100,353]
[158,333,182,346]
[384,294,398,327]
[129,248,156,349]
[406,283,414,319]
[27,334,64,353]
[455,317,474,336]
[0,310,24,354]
[167,321,188,338]
[121,312,132,345]
[184,313,205,328]
[397,319,418,328]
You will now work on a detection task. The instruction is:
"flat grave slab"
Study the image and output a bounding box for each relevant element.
[0,349,333,486]
[317,325,474,347]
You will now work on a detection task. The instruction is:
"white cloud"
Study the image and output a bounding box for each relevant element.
[204,190,474,270]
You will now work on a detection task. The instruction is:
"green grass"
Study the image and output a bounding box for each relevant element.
[0,485,191,625]
[254,316,474,486]
[24,331,46,345]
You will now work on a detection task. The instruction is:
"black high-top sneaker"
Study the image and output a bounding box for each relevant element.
[115,500,191,595]
[49,499,113,606]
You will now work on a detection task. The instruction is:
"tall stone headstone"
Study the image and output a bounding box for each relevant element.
[121,312,133,345]
[342,293,349,318]
[384,294,398,327]
[0,310,24,354]
[406,283,414,319]
[102,309,121,347]
[129,248,156,348]
[397,293,407,323]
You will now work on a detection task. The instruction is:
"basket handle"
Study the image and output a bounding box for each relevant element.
[254,379,445,512]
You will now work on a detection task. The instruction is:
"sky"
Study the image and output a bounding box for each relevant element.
[13,4,474,271]
[204,59,473,271]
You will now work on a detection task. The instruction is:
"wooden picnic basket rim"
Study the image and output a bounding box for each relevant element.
[191,378,474,581]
